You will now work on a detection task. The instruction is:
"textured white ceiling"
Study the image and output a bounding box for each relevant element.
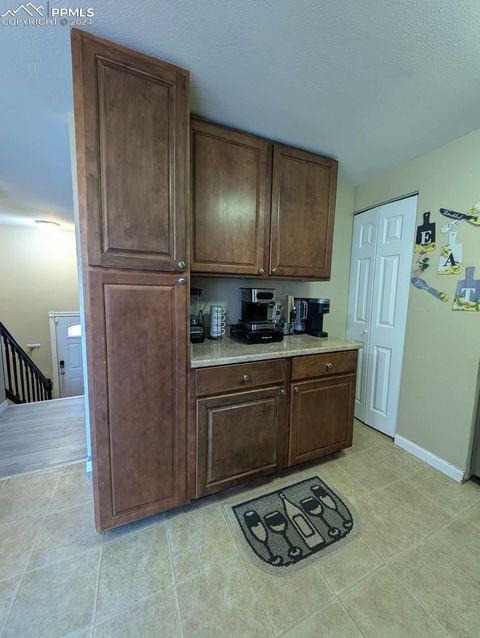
[1,0,480,225]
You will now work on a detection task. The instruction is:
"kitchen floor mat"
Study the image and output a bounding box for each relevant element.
[224,475,359,576]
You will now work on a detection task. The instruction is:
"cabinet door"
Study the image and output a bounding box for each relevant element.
[270,143,338,278]
[191,118,270,276]
[88,270,187,531]
[71,29,189,271]
[197,386,287,496]
[289,375,355,466]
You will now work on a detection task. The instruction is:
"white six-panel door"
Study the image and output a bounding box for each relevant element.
[54,314,85,398]
[347,196,417,436]
[346,207,379,421]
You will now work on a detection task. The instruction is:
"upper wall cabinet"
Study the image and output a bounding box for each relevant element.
[191,119,338,280]
[191,118,271,276]
[269,144,338,279]
[74,30,189,271]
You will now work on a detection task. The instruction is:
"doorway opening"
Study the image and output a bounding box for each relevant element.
[0,220,87,477]
[49,311,84,399]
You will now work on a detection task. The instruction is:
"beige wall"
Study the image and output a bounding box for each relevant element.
[355,128,480,473]
[193,172,355,338]
[0,225,79,381]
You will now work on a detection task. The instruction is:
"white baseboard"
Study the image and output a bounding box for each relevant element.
[0,400,8,416]
[394,434,465,483]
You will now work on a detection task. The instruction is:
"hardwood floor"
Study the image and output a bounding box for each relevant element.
[0,396,87,479]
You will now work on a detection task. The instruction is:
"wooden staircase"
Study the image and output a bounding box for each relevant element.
[0,322,52,404]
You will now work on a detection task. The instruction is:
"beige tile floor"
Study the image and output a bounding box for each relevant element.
[0,421,479,637]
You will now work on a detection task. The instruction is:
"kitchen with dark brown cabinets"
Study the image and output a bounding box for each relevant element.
[72,29,358,532]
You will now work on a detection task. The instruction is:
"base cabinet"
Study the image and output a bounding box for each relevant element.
[288,374,355,466]
[194,350,358,499]
[196,386,287,497]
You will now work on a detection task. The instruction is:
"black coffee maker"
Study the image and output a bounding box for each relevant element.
[305,298,330,337]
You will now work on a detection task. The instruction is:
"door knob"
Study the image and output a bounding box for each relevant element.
[293,385,299,393]
[280,387,287,396]
[178,277,187,286]
[362,329,368,335]
[272,267,277,273]
[178,260,186,270]
[258,267,265,274]
[242,373,251,383]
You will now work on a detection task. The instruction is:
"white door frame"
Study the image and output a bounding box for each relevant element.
[49,311,81,398]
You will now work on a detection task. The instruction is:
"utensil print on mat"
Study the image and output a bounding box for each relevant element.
[300,496,342,538]
[264,510,303,559]
[410,277,448,302]
[279,492,325,549]
[243,510,283,565]
[311,485,353,530]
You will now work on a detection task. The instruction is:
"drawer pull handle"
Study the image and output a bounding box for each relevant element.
[325,362,333,369]
[280,387,287,396]
[242,373,251,383]
[293,385,300,393]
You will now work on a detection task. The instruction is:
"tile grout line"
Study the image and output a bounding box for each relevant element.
[89,540,104,633]
[164,516,185,638]
[0,469,62,637]
[0,458,86,483]
[335,593,369,638]
[383,564,455,637]
[233,539,277,637]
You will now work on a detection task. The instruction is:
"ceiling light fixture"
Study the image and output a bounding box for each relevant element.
[34,219,61,231]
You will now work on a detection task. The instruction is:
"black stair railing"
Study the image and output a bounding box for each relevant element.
[0,322,52,404]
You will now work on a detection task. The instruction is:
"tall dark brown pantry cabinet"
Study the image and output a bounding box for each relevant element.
[71,29,189,531]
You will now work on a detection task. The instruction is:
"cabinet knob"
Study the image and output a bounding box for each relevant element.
[293,385,300,393]
[242,373,251,383]
[280,387,287,396]
[178,260,186,270]
[258,267,265,274]
[325,362,333,369]
[272,267,277,273]
[178,277,187,286]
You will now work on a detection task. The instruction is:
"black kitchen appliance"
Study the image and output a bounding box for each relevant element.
[190,287,206,343]
[230,324,284,344]
[230,287,283,344]
[304,298,330,337]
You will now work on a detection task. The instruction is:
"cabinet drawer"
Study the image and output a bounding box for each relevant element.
[196,359,287,396]
[292,350,357,380]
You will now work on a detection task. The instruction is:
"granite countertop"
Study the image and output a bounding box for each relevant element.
[191,334,362,368]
